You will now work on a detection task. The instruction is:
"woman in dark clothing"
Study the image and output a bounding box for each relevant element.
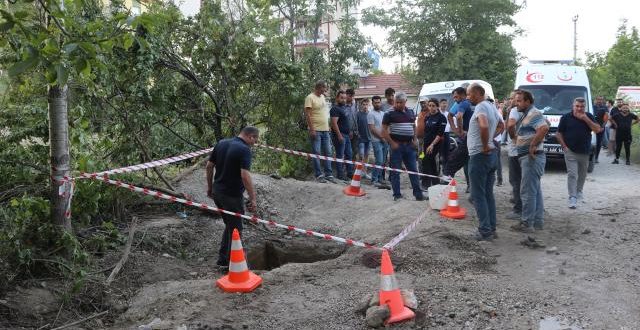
[417,98,448,190]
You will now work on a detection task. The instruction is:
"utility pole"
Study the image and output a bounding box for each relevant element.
[572,14,579,63]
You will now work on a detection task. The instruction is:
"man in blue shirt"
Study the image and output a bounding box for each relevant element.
[556,98,602,209]
[444,86,474,192]
[206,126,259,269]
[330,90,354,181]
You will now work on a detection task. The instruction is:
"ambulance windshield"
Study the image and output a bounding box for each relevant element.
[519,85,589,115]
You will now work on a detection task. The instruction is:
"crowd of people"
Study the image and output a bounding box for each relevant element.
[205,81,639,268]
[302,80,638,241]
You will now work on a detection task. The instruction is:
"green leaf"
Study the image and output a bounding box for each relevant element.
[0,9,13,21]
[56,64,68,85]
[123,34,134,50]
[7,56,39,77]
[14,11,28,19]
[63,43,78,54]
[0,21,14,32]
[74,58,91,77]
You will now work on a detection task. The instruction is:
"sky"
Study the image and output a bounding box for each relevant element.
[176,0,640,72]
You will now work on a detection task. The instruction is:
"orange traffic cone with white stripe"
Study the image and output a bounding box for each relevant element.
[379,249,415,324]
[439,179,466,219]
[343,163,366,197]
[216,229,262,293]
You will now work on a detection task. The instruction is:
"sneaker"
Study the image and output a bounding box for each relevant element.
[505,211,521,220]
[465,186,470,194]
[415,195,429,201]
[577,191,585,203]
[473,232,494,241]
[393,195,403,201]
[336,175,349,182]
[534,223,544,231]
[510,222,534,233]
[315,176,327,183]
[492,231,499,239]
[626,160,631,165]
[496,179,503,186]
[612,159,619,164]
[595,159,599,164]
[568,196,577,209]
[325,175,337,183]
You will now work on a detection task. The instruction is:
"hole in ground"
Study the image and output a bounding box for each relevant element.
[245,237,346,270]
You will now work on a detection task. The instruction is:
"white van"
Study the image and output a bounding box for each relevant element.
[415,80,495,114]
[514,60,596,172]
[616,86,640,113]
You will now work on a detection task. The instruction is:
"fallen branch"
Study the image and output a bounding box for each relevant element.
[50,311,108,330]
[173,158,207,183]
[106,216,138,285]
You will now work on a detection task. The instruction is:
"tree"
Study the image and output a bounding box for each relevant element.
[1,0,147,231]
[586,21,640,98]
[362,0,521,97]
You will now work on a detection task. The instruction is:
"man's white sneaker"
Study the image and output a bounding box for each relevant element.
[568,196,577,209]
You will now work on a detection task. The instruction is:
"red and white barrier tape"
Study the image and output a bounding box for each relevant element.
[94,147,213,177]
[257,144,451,182]
[383,210,428,250]
[382,181,453,250]
[50,147,214,184]
[82,173,380,250]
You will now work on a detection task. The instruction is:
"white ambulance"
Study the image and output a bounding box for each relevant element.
[616,86,640,113]
[415,80,495,113]
[514,60,596,172]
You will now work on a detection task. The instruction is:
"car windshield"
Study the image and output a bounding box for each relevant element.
[518,85,589,115]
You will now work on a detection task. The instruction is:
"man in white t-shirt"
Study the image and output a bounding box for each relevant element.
[506,90,522,220]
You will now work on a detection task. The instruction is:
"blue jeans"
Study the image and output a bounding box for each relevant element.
[389,143,423,198]
[468,151,498,236]
[310,131,333,178]
[358,141,370,160]
[371,141,386,183]
[333,133,353,179]
[519,153,545,228]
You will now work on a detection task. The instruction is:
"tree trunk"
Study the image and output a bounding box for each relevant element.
[48,84,72,233]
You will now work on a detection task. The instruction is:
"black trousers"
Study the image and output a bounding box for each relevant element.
[443,135,469,178]
[595,131,604,160]
[213,193,245,266]
[440,132,450,171]
[615,136,632,162]
[421,146,441,188]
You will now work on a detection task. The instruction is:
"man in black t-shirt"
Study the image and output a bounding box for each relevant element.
[611,103,639,165]
[330,90,354,181]
[607,98,624,154]
[206,126,259,269]
[556,98,602,209]
[592,96,609,163]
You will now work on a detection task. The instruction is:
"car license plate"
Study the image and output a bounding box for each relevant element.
[544,145,562,153]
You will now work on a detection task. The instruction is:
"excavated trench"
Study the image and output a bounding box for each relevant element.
[244,237,347,270]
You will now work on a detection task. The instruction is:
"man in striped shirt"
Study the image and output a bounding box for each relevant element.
[381,92,426,201]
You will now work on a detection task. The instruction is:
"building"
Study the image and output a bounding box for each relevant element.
[353,73,420,108]
[287,2,352,55]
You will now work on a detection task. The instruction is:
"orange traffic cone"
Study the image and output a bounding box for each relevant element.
[439,179,466,219]
[216,229,263,293]
[343,163,366,197]
[379,249,415,324]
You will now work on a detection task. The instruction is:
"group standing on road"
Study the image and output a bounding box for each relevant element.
[206,80,638,259]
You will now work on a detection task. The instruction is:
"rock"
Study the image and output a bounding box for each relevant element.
[1,287,59,317]
[546,246,558,254]
[365,305,390,328]
[610,218,616,222]
[581,229,591,235]
[369,293,380,307]
[138,317,162,330]
[162,253,174,258]
[356,293,373,315]
[401,289,418,310]
[479,303,497,318]
[189,272,198,276]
